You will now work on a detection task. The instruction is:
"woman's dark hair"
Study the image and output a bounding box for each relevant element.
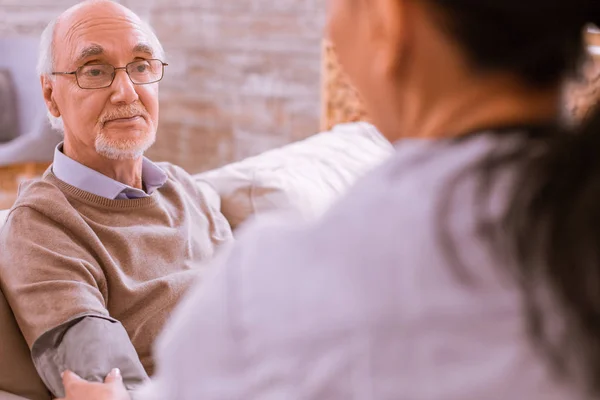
[430,0,600,396]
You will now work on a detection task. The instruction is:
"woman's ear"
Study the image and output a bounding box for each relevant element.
[41,75,61,118]
[372,0,414,76]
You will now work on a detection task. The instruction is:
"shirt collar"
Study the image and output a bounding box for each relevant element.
[52,142,168,200]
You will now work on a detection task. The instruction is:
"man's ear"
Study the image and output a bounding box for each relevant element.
[41,75,61,118]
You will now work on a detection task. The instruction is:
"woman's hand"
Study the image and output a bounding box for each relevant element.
[56,368,131,400]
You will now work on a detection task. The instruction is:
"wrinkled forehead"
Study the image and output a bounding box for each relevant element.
[55,12,161,68]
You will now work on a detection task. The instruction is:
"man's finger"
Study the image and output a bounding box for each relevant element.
[104,368,123,384]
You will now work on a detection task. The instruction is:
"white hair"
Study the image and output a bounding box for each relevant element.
[37,0,166,134]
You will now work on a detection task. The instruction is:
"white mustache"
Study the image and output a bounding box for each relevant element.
[100,105,148,124]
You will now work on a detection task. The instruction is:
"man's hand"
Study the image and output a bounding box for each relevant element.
[56,368,131,400]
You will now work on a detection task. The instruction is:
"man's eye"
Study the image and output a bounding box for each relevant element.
[84,68,106,77]
[136,65,148,73]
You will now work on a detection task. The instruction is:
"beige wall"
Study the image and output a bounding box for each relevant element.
[0,0,325,172]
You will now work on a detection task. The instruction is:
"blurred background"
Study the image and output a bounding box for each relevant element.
[0,1,599,211]
[0,0,326,173]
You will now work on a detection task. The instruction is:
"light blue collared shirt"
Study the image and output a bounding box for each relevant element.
[52,143,168,200]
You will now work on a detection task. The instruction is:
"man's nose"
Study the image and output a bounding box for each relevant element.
[110,69,139,105]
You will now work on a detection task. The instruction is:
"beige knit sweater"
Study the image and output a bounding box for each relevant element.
[0,163,233,377]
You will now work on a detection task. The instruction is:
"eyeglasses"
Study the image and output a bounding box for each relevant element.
[52,59,168,89]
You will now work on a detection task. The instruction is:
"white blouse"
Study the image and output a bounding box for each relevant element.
[139,132,578,400]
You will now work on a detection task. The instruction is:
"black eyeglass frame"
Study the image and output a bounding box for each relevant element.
[51,59,169,89]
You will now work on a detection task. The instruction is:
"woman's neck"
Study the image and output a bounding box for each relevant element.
[375,75,561,143]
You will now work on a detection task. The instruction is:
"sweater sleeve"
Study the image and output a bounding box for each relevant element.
[0,206,148,396]
[0,206,109,345]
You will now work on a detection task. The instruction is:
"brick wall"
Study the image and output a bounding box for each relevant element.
[0,0,325,173]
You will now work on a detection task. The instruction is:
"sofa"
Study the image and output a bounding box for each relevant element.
[0,122,393,400]
[0,37,62,167]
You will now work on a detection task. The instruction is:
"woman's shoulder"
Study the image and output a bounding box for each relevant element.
[234,133,520,264]
[230,133,520,289]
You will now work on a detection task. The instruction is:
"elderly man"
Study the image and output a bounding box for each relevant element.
[0,0,232,398]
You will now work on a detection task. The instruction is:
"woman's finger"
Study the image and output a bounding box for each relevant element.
[62,370,86,390]
[104,368,122,384]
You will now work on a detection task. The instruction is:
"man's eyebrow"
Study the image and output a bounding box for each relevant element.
[75,44,104,64]
[133,43,155,56]
[74,43,155,64]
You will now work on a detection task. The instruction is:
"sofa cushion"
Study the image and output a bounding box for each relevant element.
[0,210,7,230]
[0,210,50,399]
[196,122,393,229]
[0,69,19,143]
[0,287,50,400]
[0,390,30,400]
